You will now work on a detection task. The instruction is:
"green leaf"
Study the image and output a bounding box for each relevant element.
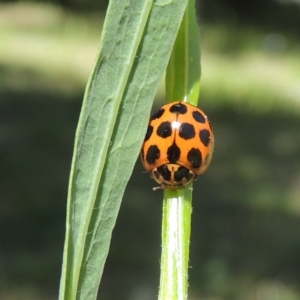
[166,0,201,105]
[59,0,188,299]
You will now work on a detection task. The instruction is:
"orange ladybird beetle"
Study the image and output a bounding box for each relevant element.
[141,101,214,190]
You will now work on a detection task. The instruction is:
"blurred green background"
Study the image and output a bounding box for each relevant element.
[1,0,300,299]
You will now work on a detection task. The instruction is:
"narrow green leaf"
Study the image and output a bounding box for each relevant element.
[159,0,201,299]
[166,0,201,105]
[59,0,188,299]
[59,2,153,299]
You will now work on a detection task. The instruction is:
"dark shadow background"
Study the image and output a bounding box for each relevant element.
[1,0,300,299]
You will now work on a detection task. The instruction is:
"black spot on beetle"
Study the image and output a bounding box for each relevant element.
[157,165,171,181]
[167,143,181,163]
[169,103,187,114]
[174,166,192,182]
[192,110,206,123]
[199,129,210,147]
[144,125,153,142]
[151,108,165,120]
[146,145,160,164]
[157,121,172,138]
[187,148,202,168]
[179,123,195,140]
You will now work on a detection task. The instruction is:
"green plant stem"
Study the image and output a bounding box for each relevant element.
[158,0,201,299]
[158,189,192,300]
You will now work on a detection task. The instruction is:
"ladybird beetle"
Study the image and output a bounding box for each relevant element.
[141,101,214,190]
